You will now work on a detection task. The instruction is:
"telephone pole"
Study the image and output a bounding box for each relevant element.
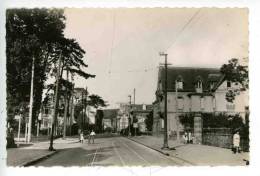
[128,95,131,136]
[159,52,169,149]
[133,88,136,105]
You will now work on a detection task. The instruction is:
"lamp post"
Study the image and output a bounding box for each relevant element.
[159,52,169,149]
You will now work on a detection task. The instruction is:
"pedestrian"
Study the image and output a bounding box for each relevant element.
[80,131,84,143]
[188,131,192,144]
[90,130,96,144]
[233,131,240,154]
[183,131,188,144]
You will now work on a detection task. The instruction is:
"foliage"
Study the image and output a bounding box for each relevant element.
[179,113,194,129]
[95,110,104,133]
[145,111,153,131]
[6,9,95,133]
[179,112,246,132]
[6,8,66,130]
[104,127,112,133]
[88,94,107,108]
[220,58,248,102]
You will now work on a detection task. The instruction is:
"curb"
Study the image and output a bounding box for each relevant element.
[22,150,59,167]
[126,137,195,166]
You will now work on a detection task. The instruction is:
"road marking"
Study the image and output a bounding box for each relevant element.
[119,138,150,165]
[90,148,99,166]
[112,141,125,166]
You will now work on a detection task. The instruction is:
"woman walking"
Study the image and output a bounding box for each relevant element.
[233,131,240,154]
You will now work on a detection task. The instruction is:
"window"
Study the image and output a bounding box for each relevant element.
[177,97,184,110]
[177,81,183,89]
[210,82,215,90]
[227,81,231,88]
[200,97,204,110]
[197,80,202,89]
[213,97,216,110]
[176,75,183,90]
[226,102,235,111]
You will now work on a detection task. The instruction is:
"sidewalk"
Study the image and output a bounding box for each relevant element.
[7,137,79,167]
[129,135,249,166]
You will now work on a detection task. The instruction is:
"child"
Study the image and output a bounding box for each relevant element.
[80,131,84,143]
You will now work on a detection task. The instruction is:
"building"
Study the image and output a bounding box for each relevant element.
[131,104,153,132]
[40,89,66,135]
[153,66,249,143]
[117,103,153,133]
[102,109,119,132]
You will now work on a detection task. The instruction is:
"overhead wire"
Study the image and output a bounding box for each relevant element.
[166,9,201,51]
[108,10,116,75]
[107,9,202,75]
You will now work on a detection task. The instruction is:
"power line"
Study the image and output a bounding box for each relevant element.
[108,10,116,75]
[166,9,201,51]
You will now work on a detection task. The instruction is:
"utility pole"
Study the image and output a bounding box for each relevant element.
[159,52,169,149]
[175,80,180,141]
[128,95,131,136]
[49,54,62,151]
[133,88,136,105]
[81,90,84,132]
[27,56,35,143]
[85,87,88,130]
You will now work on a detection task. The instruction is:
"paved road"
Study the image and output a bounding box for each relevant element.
[33,137,180,166]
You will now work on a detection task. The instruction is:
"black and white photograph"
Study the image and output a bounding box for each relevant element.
[1,1,260,176]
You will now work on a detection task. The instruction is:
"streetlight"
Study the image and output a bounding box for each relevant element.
[159,52,169,149]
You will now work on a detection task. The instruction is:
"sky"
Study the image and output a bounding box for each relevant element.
[64,8,248,108]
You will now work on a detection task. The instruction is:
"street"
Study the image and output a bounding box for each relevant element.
[33,137,179,167]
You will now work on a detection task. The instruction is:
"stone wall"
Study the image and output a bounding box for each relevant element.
[202,128,249,151]
[202,128,232,148]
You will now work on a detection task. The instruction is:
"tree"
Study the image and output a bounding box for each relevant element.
[6,9,95,134]
[88,94,107,108]
[6,9,66,131]
[145,111,153,132]
[95,110,104,133]
[220,58,248,102]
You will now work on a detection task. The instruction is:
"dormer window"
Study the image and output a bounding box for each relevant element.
[196,80,202,89]
[195,76,203,93]
[176,75,183,90]
[227,81,231,88]
[210,82,215,90]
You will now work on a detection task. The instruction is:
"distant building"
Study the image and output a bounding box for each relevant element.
[102,109,119,131]
[117,103,153,132]
[40,89,66,135]
[131,104,153,132]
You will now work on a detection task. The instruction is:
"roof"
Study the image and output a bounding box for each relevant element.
[158,66,223,92]
[102,109,119,119]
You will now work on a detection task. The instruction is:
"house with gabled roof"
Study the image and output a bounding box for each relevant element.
[153,66,249,141]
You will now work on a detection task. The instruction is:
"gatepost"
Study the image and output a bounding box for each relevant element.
[193,113,202,144]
